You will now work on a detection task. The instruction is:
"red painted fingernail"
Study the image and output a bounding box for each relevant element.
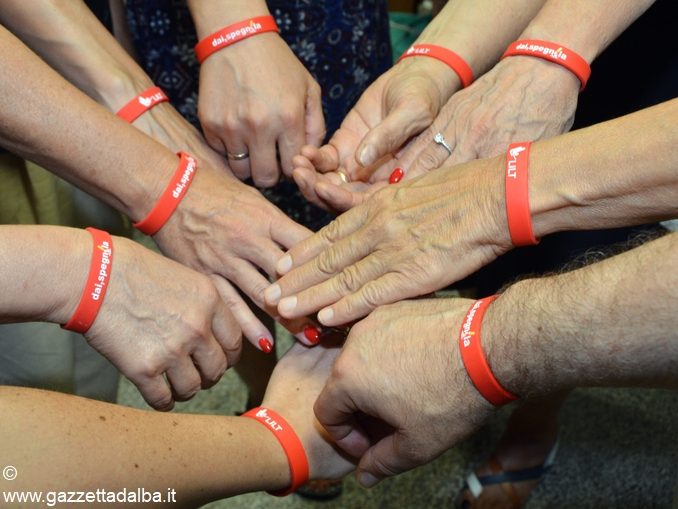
[258,338,273,354]
[389,167,404,184]
[303,325,321,344]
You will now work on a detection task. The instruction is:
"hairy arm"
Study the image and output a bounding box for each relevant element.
[489,231,678,397]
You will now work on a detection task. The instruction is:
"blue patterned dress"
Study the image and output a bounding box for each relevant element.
[125,0,392,228]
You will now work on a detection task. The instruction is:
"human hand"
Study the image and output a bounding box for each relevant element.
[292,58,461,211]
[265,157,511,326]
[86,236,242,411]
[154,162,317,346]
[135,103,234,177]
[198,33,324,187]
[395,56,579,179]
[314,299,494,486]
[263,341,355,480]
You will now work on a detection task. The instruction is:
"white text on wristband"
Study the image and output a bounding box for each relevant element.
[133,152,197,236]
[242,407,309,496]
[116,86,169,123]
[194,16,279,64]
[502,39,591,90]
[398,44,474,88]
[62,228,114,333]
[458,296,518,406]
[505,142,538,246]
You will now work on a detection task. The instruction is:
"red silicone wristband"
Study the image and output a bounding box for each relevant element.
[505,142,538,246]
[458,296,518,406]
[194,15,279,64]
[398,44,474,88]
[116,86,169,123]
[133,152,197,236]
[502,39,591,90]
[243,407,309,496]
[62,228,114,334]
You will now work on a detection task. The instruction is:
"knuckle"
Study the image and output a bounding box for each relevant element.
[147,391,173,411]
[279,106,302,130]
[335,265,363,294]
[314,248,342,277]
[321,218,343,244]
[357,280,386,310]
[416,149,443,172]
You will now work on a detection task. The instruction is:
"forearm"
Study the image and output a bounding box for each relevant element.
[486,231,678,397]
[0,25,176,218]
[187,0,271,37]
[0,0,153,111]
[1,387,289,505]
[529,98,678,234]
[0,226,89,324]
[403,0,547,95]
[520,0,656,61]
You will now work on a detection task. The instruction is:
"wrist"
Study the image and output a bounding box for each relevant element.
[396,51,463,100]
[188,0,271,39]
[87,66,155,113]
[238,417,291,492]
[50,228,96,325]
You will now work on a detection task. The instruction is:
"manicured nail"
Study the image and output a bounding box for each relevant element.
[278,296,298,315]
[258,338,273,354]
[389,167,404,184]
[264,284,281,305]
[359,145,376,167]
[277,255,292,275]
[317,307,334,324]
[303,325,321,345]
[358,471,379,488]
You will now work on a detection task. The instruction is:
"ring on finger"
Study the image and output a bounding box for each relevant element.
[434,132,453,156]
[227,151,250,161]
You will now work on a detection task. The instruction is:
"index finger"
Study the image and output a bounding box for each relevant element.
[265,208,369,306]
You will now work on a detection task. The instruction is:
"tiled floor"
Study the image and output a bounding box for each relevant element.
[118,328,678,509]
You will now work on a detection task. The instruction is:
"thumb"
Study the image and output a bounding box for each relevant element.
[356,95,435,168]
[355,432,414,488]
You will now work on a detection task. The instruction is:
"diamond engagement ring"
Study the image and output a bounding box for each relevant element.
[226,151,249,161]
[434,132,453,156]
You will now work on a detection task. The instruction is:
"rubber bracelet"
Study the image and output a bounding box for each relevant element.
[505,142,538,246]
[243,407,309,496]
[502,39,591,90]
[398,44,473,88]
[133,152,197,236]
[194,15,279,64]
[458,296,518,406]
[116,86,169,123]
[62,228,114,334]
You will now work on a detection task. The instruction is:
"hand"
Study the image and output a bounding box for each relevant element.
[314,299,494,486]
[154,163,317,346]
[395,56,579,179]
[292,58,460,211]
[263,341,356,480]
[135,103,234,177]
[86,237,242,411]
[198,33,325,187]
[265,157,511,326]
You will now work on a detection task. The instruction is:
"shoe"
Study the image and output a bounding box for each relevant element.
[455,441,558,509]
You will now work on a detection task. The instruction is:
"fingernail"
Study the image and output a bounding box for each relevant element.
[264,284,281,305]
[389,167,404,184]
[359,146,376,167]
[278,296,298,315]
[303,325,321,344]
[258,338,273,354]
[317,307,334,324]
[358,471,379,488]
[277,255,292,275]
